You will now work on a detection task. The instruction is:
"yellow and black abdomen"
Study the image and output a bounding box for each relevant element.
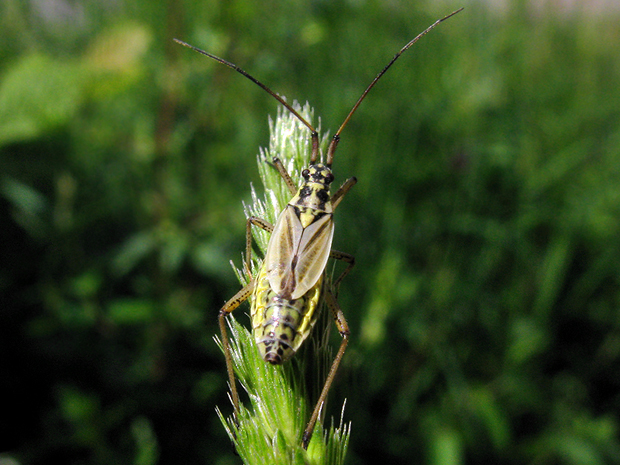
[251,262,323,364]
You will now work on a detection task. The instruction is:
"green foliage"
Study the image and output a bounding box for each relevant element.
[2,1,620,464]
[217,103,349,464]
[217,319,350,465]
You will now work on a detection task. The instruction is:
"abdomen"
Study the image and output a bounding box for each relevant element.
[251,264,323,364]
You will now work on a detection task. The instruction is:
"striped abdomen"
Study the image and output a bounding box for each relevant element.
[251,264,322,364]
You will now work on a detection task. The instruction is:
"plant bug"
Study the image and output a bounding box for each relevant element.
[175,7,462,450]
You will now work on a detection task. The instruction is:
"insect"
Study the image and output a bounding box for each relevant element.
[175,7,462,450]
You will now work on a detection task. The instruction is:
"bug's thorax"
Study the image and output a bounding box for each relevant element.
[289,163,335,228]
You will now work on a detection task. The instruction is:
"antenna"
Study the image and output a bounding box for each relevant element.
[173,39,321,160]
[325,7,464,166]
[174,7,463,168]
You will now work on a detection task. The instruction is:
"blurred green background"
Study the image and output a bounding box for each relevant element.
[2,0,620,464]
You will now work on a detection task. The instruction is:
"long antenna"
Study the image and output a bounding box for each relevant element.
[325,7,464,166]
[174,7,463,168]
[173,38,320,160]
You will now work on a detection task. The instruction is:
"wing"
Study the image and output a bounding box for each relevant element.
[290,212,333,299]
[264,206,303,297]
[264,205,334,300]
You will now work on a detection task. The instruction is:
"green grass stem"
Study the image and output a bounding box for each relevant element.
[217,102,351,464]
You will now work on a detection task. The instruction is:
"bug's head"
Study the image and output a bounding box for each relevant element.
[302,164,334,187]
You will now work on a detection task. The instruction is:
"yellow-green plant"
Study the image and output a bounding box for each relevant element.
[217,103,350,464]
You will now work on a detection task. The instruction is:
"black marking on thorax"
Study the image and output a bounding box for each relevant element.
[295,183,330,211]
[293,205,328,221]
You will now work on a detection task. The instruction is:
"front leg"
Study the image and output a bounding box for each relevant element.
[272,157,298,195]
[332,176,357,210]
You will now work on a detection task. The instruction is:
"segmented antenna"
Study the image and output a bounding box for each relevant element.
[174,7,463,167]
[173,39,321,161]
[326,8,463,166]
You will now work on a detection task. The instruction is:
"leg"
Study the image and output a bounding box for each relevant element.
[271,129,322,194]
[272,157,298,195]
[302,287,350,449]
[219,281,255,426]
[331,177,357,210]
[245,216,274,276]
[328,249,355,290]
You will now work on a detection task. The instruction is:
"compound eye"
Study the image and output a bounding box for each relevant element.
[302,169,310,179]
[325,172,334,184]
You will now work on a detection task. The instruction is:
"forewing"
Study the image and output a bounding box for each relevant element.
[290,213,334,300]
[264,205,303,296]
[264,205,334,300]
